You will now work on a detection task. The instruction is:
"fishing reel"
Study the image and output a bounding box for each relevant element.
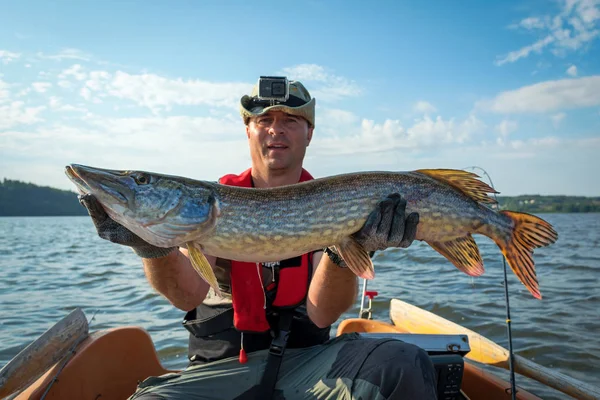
[359,290,378,320]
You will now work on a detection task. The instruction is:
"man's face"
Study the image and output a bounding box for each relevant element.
[246,110,314,172]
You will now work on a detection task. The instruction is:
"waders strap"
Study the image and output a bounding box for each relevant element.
[256,311,293,399]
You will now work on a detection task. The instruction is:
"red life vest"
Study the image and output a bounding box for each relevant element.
[218,168,315,332]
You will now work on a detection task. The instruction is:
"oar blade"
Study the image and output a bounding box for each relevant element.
[0,308,89,398]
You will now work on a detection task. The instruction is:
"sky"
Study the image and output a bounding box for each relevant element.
[0,0,599,196]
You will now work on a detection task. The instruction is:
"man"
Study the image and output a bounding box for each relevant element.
[79,78,437,399]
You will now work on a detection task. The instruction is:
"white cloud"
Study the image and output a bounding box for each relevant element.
[0,101,45,129]
[48,96,88,113]
[86,115,244,145]
[16,88,31,97]
[566,65,578,76]
[0,50,21,64]
[318,108,359,127]
[477,75,600,113]
[59,64,87,81]
[80,87,92,100]
[0,79,10,103]
[496,35,555,66]
[279,64,361,101]
[98,71,251,112]
[409,114,484,145]
[496,0,600,65]
[36,48,92,62]
[58,80,73,89]
[49,96,61,108]
[566,0,600,25]
[32,82,52,93]
[280,64,330,82]
[304,124,600,196]
[496,136,562,158]
[0,116,252,188]
[513,17,547,30]
[551,112,567,127]
[414,101,437,114]
[495,120,519,143]
[85,71,111,91]
[313,114,485,156]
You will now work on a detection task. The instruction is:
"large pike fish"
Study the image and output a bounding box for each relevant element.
[65,164,558,299]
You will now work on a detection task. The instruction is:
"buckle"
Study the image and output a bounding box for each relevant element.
[182,318,204,338]
[268,330,289,357]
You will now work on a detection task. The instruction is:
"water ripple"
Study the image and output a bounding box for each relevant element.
[1,214,599,399]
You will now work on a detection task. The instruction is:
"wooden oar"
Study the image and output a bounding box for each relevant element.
[0,308,89,399]
[390,298,600,400]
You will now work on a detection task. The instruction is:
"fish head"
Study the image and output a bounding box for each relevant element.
[65,164,219,247]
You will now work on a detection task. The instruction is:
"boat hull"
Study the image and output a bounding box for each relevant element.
[12,320,543,400]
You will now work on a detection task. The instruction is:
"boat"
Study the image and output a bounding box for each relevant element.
[2,299,599,400]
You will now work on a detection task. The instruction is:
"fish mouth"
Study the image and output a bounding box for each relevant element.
[65,165,91,195]
[64,164,129,205]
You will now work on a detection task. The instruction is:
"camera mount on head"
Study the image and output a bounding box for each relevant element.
[255,76,289,106]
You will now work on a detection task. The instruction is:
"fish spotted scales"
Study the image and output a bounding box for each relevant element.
[65,164,558,299]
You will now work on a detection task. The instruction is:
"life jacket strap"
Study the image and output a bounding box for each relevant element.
[256,310,294,399]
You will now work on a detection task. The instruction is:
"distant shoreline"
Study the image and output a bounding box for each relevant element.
[2,178,600,217]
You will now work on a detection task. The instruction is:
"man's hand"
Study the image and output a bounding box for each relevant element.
[352,193,419,252]
[78,193,176,259]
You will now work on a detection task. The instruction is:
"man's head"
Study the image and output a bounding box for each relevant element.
[240,79,315,128]
[240,78,316,177]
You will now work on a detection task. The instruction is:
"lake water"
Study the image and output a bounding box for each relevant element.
[1,214,599,399]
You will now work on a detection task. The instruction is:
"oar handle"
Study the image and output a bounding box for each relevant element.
[514,355,600,400]
[0,308,89,398]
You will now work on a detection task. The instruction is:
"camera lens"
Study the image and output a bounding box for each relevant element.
[271,82,285,96]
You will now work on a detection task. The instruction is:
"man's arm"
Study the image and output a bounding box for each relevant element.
[142,248,214,312]
[306,193,419,328]
[307,251,358,328]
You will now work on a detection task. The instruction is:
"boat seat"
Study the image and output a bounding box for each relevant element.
[16,326,176,400]
[336,318,408,336]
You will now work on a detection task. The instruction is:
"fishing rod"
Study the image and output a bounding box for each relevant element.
[464,165,517,400]
[358,265,378,319]
[359,278,369,318]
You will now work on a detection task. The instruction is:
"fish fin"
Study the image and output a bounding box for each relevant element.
[427,235,485,276]
[496,211,558,300]
[415,169,499,204]
[335,237,375,279]
[187,241,222,297]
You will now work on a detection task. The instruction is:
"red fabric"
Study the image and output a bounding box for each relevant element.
[219,167,314,332]
[272,253,311,308]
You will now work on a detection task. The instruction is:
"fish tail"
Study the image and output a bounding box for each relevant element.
[496,211,558,299]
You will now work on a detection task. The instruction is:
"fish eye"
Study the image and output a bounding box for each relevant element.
[133,173,151,185]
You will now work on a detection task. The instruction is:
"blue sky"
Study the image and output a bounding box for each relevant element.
[1,0,599,196]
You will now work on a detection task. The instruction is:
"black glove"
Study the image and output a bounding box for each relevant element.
[352,193,419,253]
[78,193,176,259]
